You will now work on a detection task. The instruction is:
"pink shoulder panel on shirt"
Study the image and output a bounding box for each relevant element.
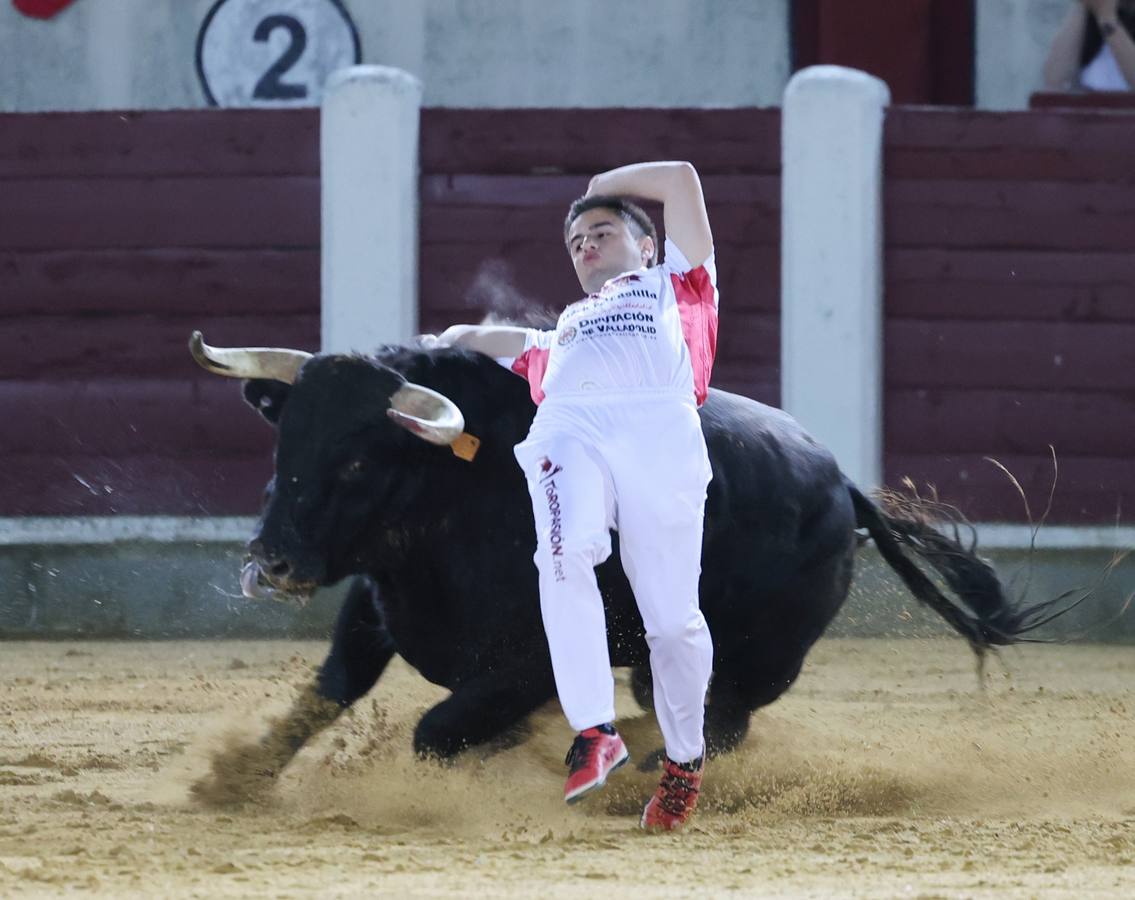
[511,346,551,405]
[671,265,719,406]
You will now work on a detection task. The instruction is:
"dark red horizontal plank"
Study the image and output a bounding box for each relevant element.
[0,453,272,517]
[419,201,778,255]
[887,103,1135,185]
[886,248,1135,322]
[888,248,1135,290]
[888,178,1135,215]
[885,179,1135,252]
[0,314,319,380]
[419,243,588,317]
[0,176,319,250]
[887,144,1135,182]
[0,108,319,179]
[1029,91,1135,110]
[885,453,1135,525]
[421,174,780,209]
[9,449,1129,522]
[418,245,780,330]
[885,388,1135,457]
[0,249,319,316]
[0,378,274,456]
[713,312,779,365]
[421,174,585,208]
[885,320,1135,391]
[420,108,782,176]
[886,106,1135,153]
[886,144,1135,183]
[887,279,1133,322]
[710,378,779,408]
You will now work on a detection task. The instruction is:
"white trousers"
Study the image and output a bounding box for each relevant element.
[514,392,714,764]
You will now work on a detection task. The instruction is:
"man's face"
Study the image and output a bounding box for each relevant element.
[566,207,654,294]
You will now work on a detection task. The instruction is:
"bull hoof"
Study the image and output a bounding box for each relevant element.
[190,686,343,808]
[189,739,281,808]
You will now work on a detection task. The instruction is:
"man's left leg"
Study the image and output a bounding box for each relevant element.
[614,440,713,830]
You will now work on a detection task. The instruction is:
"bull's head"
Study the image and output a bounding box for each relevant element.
[189,331,465,606]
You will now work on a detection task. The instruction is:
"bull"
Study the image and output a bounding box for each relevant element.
[187,331,1065,804]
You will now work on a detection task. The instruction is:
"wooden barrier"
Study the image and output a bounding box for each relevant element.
[882,106,1135,522]
[1,105,1131,523]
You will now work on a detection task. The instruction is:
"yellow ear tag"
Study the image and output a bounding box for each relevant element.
[450,432,481,462]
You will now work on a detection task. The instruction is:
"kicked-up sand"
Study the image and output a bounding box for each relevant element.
[1,636,1133,898]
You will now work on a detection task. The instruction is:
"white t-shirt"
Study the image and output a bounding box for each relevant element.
[510,238,719,406]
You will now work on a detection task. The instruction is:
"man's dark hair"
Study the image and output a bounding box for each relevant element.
[564,194,659,267]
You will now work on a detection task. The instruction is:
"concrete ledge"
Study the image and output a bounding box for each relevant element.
[1,517,1131,641]
[0,516,257,546]
[0,518,342,640]
[5,516,1133,549]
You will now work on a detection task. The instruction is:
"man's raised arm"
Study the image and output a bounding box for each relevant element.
[585,161,713,269]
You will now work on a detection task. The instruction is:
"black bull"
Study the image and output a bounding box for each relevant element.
[190,342,1064,802]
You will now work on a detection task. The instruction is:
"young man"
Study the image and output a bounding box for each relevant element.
[431,161,718,831]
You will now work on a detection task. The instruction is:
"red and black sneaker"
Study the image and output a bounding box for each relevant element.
[563,724,629,804]
[640,755,704,831]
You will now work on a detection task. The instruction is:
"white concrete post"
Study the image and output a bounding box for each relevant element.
[781,65,890,489]
[321,65,423,354]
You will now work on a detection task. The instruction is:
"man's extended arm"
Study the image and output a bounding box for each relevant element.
[427,323,529,358]
[586,161,713,269]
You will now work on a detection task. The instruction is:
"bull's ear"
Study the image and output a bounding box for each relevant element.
[242,379,291,424]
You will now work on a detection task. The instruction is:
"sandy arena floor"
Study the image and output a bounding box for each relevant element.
[1,637,1133,898]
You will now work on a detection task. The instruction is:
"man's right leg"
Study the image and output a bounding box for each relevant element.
[515,435,628,802]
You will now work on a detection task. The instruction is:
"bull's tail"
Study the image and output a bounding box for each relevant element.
[847,482,1075,654]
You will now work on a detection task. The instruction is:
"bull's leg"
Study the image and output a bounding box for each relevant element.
[629,664,753,766]
[700,543,854,759]
[413,666,556,759]
[191,576,395,806]
[630,663,654,711]
[315,576,397,707]
[703,671,761,757]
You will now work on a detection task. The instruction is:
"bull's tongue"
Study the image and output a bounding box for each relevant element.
[240,560,275,600]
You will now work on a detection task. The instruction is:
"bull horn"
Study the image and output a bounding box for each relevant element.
[189,331,312,384]
[387,383,465,446]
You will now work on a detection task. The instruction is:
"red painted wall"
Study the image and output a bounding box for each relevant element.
[883,107,1135,523]
[793,0,974,105]
[1,106,1131,523]
[0,109,320,517]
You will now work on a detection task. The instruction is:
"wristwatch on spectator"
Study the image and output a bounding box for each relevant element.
[1097,18,1119,39]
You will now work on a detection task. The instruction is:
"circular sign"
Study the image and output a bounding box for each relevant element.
[196,0,361,107]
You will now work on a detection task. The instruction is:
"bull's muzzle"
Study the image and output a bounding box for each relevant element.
[239,557,314,608]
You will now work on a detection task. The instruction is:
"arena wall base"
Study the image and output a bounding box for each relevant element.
[838,543,1135,645]
[1,518,1132,643]
[0,518,342,640]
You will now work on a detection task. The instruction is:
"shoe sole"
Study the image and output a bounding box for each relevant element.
[564,747,630,805]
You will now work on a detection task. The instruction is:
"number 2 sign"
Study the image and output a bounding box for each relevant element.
[196,0,361,107]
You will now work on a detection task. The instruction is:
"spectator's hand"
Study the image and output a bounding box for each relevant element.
[414,333,442,349]
[1081,0,1119,20]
